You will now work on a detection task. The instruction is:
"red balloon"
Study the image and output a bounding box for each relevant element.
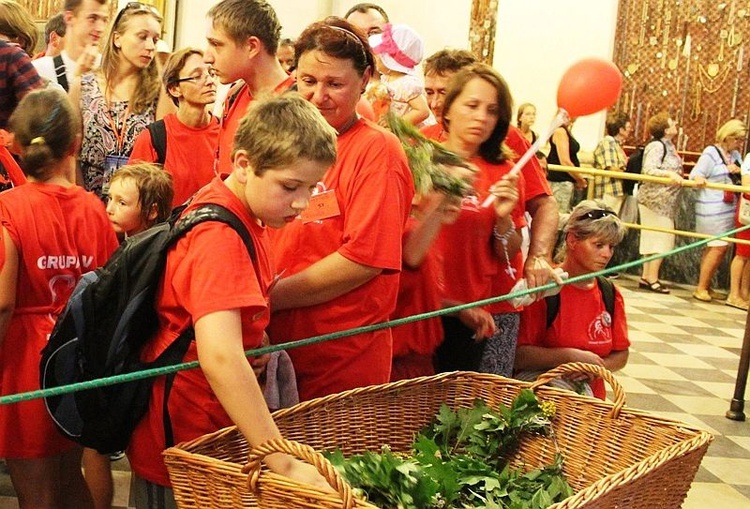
[556,58,623,117]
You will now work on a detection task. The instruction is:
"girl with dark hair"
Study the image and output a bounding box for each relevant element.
[0,89,118,508]
[546,116,584,213]
[268,17,414,401]
[427,63,523,377]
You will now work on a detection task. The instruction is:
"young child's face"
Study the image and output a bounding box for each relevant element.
[106,177,146,237]
[241,158,329,229]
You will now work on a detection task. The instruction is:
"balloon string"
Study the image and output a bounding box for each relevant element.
[481,108,569,208]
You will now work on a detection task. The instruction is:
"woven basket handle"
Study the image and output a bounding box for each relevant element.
[244,438,357,509]
[529,362,626,418]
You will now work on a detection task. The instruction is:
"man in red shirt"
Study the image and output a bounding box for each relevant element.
[204,0,294,177]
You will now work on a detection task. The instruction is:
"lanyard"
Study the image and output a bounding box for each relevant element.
[106,102,132,154]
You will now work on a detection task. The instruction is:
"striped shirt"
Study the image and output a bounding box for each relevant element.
[0,41,43,128]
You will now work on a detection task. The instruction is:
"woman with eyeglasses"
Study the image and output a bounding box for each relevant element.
[129,47,219,207]
[514,200,630,400]
[70,1,175,201]
[267,18,414,401]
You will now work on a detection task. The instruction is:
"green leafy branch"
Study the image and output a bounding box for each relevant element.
[323,390,572,509]
[386,113,475,198]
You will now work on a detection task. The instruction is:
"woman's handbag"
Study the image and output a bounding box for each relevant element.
[739,194,750,225]
[618,194,639,224]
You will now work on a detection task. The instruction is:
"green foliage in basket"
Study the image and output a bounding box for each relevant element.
[386,113,475,198]
[324,390,572,509]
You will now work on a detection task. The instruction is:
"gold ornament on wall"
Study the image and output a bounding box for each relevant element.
[469,0,498,64]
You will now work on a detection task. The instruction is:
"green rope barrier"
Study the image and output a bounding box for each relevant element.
[3,222,749,406]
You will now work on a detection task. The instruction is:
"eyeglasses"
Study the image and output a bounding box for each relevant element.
[581,209,617,221]
[170,69,217,85]
[113,2,161,28]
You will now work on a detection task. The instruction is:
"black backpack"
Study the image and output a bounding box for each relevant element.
[40,203,256,454]
[545,276,615,329]
[623,139,667,195]
[147,119,167,165]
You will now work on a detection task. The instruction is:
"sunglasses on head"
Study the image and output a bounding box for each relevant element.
[113,2,161,28]
[581,209,616,221]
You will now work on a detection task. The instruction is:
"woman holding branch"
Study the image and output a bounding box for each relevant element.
[426,63,523,377]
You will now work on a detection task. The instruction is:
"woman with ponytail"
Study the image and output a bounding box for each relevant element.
[0,89,118,508]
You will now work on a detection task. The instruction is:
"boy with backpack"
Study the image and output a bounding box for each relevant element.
[125,94,337,507]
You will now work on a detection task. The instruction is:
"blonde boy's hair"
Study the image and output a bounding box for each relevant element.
[233,93,337,174]
[110,163,174,228]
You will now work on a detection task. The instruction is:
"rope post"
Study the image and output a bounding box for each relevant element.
[727,307,750,421]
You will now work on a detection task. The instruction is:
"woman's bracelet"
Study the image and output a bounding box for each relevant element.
[493,220,518,279]
[492,220,515,244]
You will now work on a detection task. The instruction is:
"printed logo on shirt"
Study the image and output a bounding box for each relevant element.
[37,255,94,270]
[49,274,76,308]
[460,194,482,212]
[588,311,612,345]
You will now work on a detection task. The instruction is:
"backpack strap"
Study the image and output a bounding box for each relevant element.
[147,120,168,166]
[53,54,68,92]
[160,203,257,447]
[545,292,561,329]
[595,276,616,321]
[545,276,616,329]
[658,139,667,166]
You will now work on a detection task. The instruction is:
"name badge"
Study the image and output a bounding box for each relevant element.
[102,154,129,194]
[300,190,341,223]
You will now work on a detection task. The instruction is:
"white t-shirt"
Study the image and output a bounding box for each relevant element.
[33,50,75,89]
[32,50,100,90]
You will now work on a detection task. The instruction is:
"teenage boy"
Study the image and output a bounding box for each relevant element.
[33,0,109,92]
[204,0,294,177]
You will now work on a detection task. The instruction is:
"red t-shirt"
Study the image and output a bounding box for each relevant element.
[0,183,117,458]
[391,216,444,358]
[128,113,219,207]
[517,282,630,399]
[216,77,295,177]
[504,125,552,201]
[128,177,274,486]
[268,118,414,401]
[436,156,526,314]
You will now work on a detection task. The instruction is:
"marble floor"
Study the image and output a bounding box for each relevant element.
[0,274,748,507]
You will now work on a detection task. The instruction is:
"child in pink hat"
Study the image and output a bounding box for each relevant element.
[369,23,435,128]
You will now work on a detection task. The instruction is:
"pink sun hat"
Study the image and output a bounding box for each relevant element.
[369,23,424,76]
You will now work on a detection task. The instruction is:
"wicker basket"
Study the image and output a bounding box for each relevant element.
[164,363,713,509]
